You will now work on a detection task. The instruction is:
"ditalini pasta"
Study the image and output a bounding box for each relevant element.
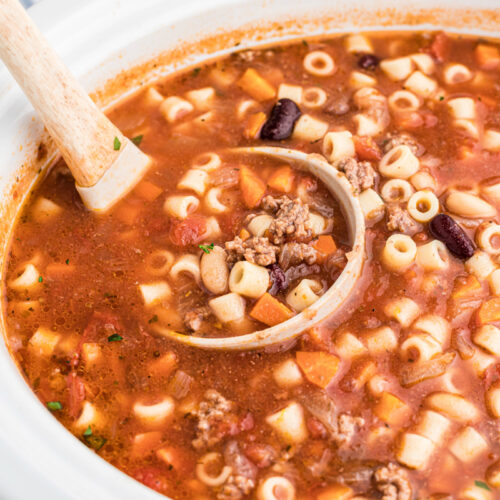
[5,31,500,500]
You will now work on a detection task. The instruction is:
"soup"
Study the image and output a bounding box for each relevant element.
[4,30,500,499]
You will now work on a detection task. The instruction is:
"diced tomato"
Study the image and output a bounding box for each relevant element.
[67,372,85,419]
[306,417,328,439]
[239,412,255,432]
[244,443,277,468]
[426,32,451,62]
[132,467,169,494]
[353,135,382,161]
[168,215,206,247]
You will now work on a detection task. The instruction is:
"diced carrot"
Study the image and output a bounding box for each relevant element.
[317,484,354,500]
[243,112,267,139]
[452,274,482,299]
[134,180,163,202]
[237,68,276,101]
[353,135,382,161]
[313,235,337,255]
[475,44,500,70]
[250,293,294,327]
[240,166,266,208]
[373,392,411,427]
[296,351,340,389]
[115,203,140,225]
[267,166,295,193]
[239,228,250,241]
[478,297,500,325]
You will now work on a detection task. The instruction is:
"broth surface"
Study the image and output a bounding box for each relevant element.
[4,31,500,499]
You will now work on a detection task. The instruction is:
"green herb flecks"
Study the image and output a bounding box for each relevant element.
[108,333,123,342]
[131,135,143,146]
[83,425,93,437]
[38,276,43,283]
[148,314,159,324]
[47,401,62,411]
[475,481,491,491]
[65,259,70,265]
[198,243,214,254]
[192,67,201,77]
[113,136,121,151]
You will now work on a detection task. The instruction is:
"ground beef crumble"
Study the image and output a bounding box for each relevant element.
[337,158,377,194]
[279,242,318,269]
[192,390,235,449]
[374,463,412,500]
[225,236,279,266]
[184,306,212,331]
[383,133,424,157]
[261,195,312,244]
[216,441,257,500]
[336,414,365,446]
[386,205,421,235]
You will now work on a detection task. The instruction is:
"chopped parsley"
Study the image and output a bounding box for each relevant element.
[38,276,43,283]
[107,333,123,342]
[84,434,107,451]
[65,259,70,265]
[113,136,121,151]
[83,425,93,437]
[475,481,491,491]
[148,314,159,324]
[439,95,445,101]
[131,135,143,146]
[192,67,201,77]
[198,243,214,254]
[47,401,62,411]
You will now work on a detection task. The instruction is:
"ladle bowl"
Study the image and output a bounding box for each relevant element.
[154,146,366,350]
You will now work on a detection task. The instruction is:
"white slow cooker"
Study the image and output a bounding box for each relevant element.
[0,1,499,498]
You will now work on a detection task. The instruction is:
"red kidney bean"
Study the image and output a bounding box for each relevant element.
[260,98,301,140]
[357,54,379,70]
[429,213,475,259]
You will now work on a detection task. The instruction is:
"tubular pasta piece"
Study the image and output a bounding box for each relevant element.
[145,250,175,276]
[443,63,473,84]
[74,401,101,430]
[349,70,377,89]
[303,51,335,76]
[196,452,232,487]
[379,145,420,179]
[473,324,500,355]
[265,401,308,444]
[139,282,172,307]
[159,96,194,123]
[384,297,420,327]
[425,392,480,423]
[416,240,449,272]
[449,426,488,463]
[247,214,273,237]
[345,34,374,54]
[359,188,385,223]
[465,251,496,280]
[476,222,500,255]
[380,56,414,81]
[229,261,269,299]
[396,432,434,470]
[401,333,442,362]
[388,90,421,113]
[286,279,322,312]
[410,53,436,75]
[292,114,328,142]
[208,293,246,323]
[483,129,500,153]
[448,97,476,120]
[404,71,438,98]
[169,254,201,283]
[446,191,496,219]
[163,195,199,219]
[192,152,222,172]
[302,87,327,108]
[407,190,439,222]
[381,179,414,203]
[133,397,175,426]
[9,263,41,291]
[31,197,62,222]
[257,476,296,500]
[381,235,417,274]
[412,315,450,346]
[273,359,303,388]
[177,169,209,196]
[277,83,303,104]
[322,130,355,164]
[185,87,215,111]
[28,328,60,356]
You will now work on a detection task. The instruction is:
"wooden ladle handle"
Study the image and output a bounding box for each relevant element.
[0,0,126,188]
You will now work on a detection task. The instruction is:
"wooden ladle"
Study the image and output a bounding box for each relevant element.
[0,0,151,211]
